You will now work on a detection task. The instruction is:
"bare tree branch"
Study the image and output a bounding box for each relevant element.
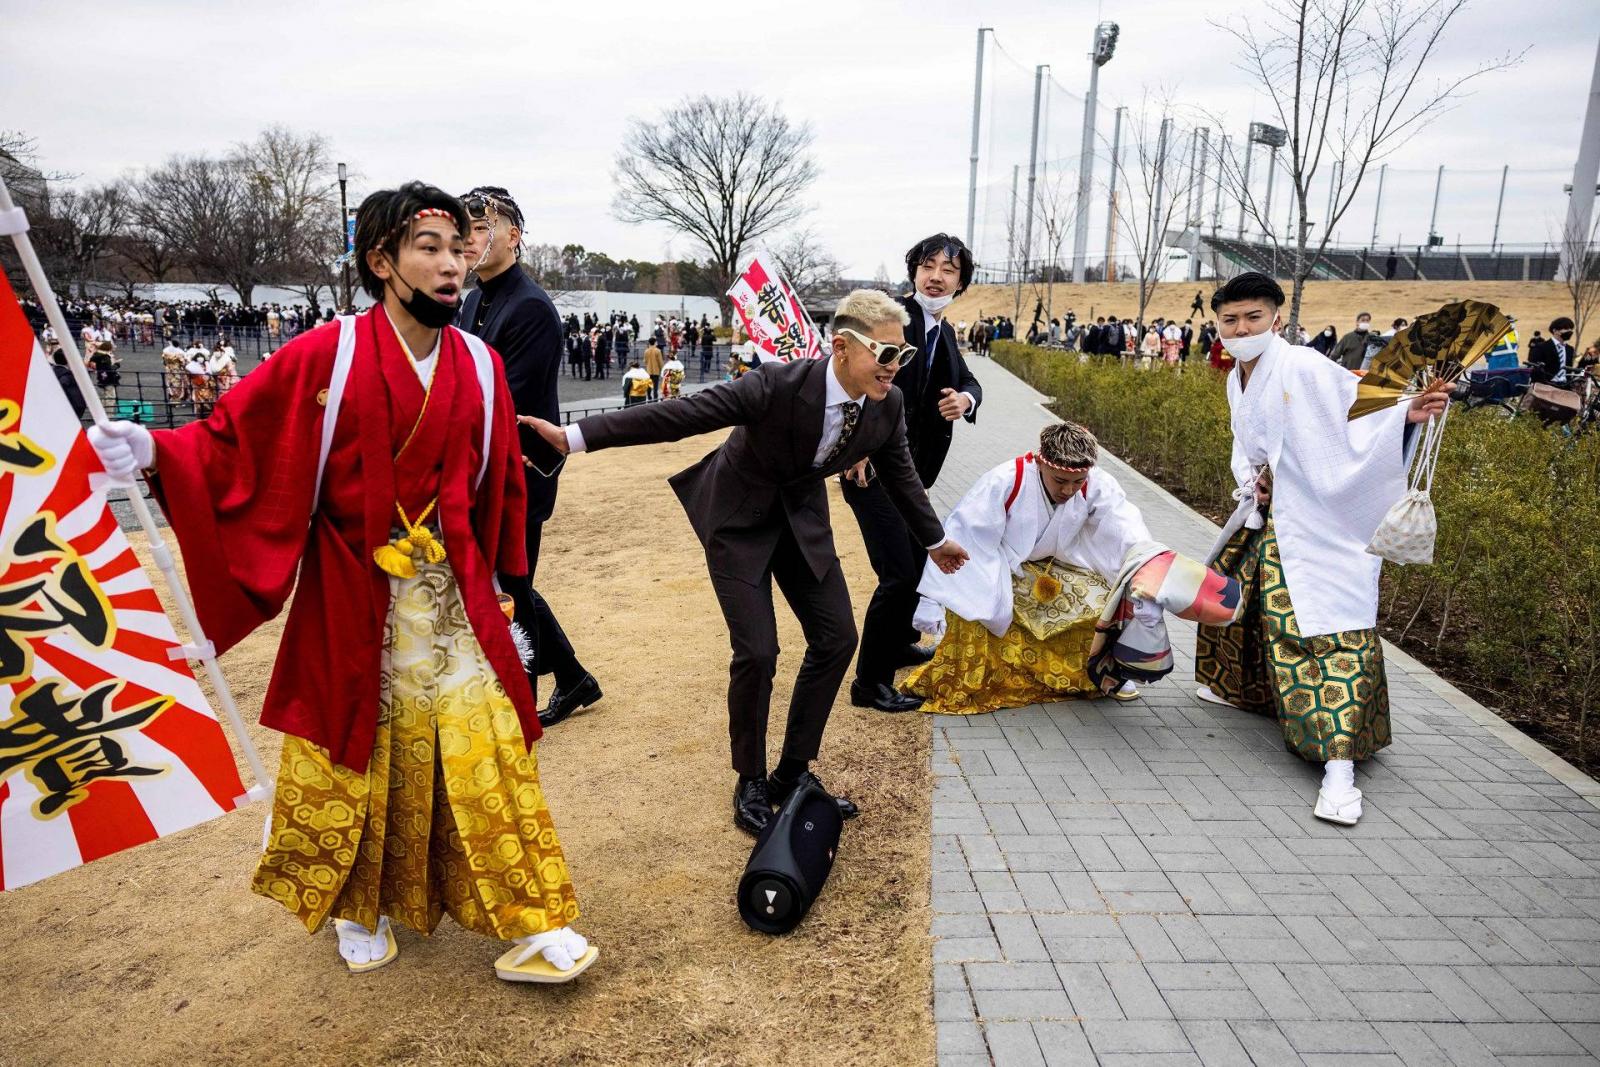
[767,226,844,303]
[612,94,818,322]
[1107,91,1193,324]
[1206,0,1521,327]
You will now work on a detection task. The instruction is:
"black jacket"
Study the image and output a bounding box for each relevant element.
[891,294,982,488]
[458,265,565,522]
[578,358,941,584]
[1527,337,1571,384]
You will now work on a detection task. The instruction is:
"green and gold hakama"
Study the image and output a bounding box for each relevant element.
[1195,520,1391,762]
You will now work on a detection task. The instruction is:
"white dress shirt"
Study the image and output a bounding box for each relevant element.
[921,307,977,414]
[812,356,865,467]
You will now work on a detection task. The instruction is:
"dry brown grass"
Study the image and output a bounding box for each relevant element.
[951,279,1579,339]
[0,431,934,1067]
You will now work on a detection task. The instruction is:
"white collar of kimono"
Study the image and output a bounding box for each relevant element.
[825,354,865,409]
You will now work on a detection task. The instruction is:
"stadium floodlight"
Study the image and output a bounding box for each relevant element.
[1248,122,1287,148]
[1093,22,1119,67]
[1073,21,1120,282]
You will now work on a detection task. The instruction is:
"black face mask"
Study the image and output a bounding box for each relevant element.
[386,261,458,329]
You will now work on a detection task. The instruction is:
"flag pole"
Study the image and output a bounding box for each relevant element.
[0,176,271,802]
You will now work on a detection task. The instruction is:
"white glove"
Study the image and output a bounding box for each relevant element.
[87,420,155,484]
[913,596,948,638]
[1131,596,1164,626]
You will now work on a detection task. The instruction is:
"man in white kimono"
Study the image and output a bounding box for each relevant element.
[905,422,1157,714]
[1195,273,1446,826]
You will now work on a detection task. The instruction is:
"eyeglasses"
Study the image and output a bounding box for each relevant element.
[838,327,916,367]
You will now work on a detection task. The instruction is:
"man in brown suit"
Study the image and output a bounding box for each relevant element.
[523,290,969,834]
[643,337,665,400]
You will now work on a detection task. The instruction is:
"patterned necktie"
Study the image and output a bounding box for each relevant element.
[820,400,860,468]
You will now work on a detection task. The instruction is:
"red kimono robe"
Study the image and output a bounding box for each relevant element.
[152,306,537,771]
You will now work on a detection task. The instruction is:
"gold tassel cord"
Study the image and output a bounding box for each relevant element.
[372,499,444,578]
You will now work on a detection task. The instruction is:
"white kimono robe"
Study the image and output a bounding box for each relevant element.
[917,456,1152,638]
[1219,335,1412,637]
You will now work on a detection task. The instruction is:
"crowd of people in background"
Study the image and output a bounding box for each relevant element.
[23,295,333,350]
[21,295,280,420]
[560,310,719,390]
[995,293,1600,389]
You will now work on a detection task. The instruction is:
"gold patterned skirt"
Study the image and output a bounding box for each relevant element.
[904,560,1109,715]
[1194,520,1391,762]
[251,562,579,938]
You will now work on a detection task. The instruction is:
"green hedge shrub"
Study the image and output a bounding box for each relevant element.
[993,340,1600,769]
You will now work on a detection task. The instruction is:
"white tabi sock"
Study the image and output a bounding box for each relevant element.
[1321,759,1358,801]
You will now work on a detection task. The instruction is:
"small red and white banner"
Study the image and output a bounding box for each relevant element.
[726,255,822,363]
[0,272,246,891]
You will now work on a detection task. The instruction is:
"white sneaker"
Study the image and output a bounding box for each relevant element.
[1313,788,1363,826]
[1195,685,1238,708]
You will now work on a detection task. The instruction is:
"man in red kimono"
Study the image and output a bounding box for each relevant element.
[87,182,596,983]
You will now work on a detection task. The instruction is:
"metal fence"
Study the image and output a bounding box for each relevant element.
[970,237,1584,288]
[78,344,743,434]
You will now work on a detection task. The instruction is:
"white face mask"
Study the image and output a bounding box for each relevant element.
[1220,322,1280,362]
[1354,321,1370,332]
[914,289,954,316]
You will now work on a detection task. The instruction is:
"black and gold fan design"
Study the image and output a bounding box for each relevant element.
[1349,299,1511,420]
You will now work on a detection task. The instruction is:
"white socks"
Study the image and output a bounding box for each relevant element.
[335,916,392,966]
[1315,759,1363,826]
[1321,759,1357,800]
[509,926,590,971]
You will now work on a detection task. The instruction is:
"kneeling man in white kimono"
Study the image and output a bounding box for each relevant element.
[1195,272,1446,826]
[904,422,1156,714]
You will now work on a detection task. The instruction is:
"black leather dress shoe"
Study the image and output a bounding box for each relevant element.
[734,777,775,835]
[850,680,924,713]
[767,769,860,820]
[889,642,937,669]
[538,672,602,729]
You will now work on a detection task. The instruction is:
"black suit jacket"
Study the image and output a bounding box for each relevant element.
[1527,337,1569,384]
[458,266,565,521]
[892,295,982,488]
[577,358,943,585]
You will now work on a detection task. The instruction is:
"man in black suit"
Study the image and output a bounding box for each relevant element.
[522,290,970,834]
[1527,316,1575,385]
[1084,316,1104,355]
[842,234,983,713]
[458,186,601,728]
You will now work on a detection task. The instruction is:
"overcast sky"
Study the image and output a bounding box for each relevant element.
[4,0,1597,277]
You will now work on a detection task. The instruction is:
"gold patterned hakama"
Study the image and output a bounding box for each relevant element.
[251,562,578,938]
[1195,520,1391,762]
[905,560,1110,715]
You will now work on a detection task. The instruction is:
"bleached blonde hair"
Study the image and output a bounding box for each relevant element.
[831,289,910,336]
[1039,421,1098,469]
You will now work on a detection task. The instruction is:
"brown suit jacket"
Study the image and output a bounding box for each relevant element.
[577,357,944,584]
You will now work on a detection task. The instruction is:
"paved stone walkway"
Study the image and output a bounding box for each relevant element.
[925,356,1600,1067]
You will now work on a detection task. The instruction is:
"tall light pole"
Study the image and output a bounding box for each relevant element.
[1022,63,1048,288]
[1212,134,1228,235]
[1558,34,1600,282]
[1371,163,1388,247]
[1152,117,1172,246]
[1490,164,1509,253]
[1072,21,1119,283]
[1190,127,1210,281]
[964,27,992,249]
[1245,122,1287,241]
[337,162,351,312]
[1104,105,1125,283]
[1426,165,1446,249]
